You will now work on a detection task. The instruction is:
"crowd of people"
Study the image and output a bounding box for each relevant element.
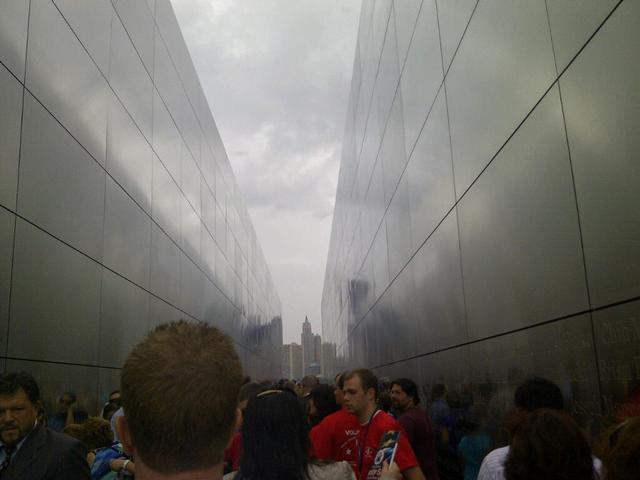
[0,320,638,479]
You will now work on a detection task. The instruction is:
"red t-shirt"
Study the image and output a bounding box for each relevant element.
[224,431,242,471]
[358,410,418,480]
[310,408,360,470]
[311,409,418,480]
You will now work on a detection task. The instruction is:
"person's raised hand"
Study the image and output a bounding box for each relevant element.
[380,461,402,480]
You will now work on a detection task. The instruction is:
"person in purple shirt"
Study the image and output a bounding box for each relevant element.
[390,378,439,480]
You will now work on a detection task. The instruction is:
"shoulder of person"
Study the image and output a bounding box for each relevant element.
[318,408,341,426]
[310,460,356,480]
[400,408,422,424]
[478,446,510,480]
[592,456,603,477]
[376,410,402,428]
[485,445,509,463]
[45,426,85,450]
[223,472,237,480]
[328,409,358,427]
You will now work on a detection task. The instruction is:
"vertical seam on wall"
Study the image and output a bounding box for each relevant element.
[441,0,480,79]
[352,5,394,283]
[148,5,156,332]
[60,0,226,300]
[335,0,628,377]
[435,0,471,344]
[544,0,604,416]
[5,0,33,363]
[396,0,424,75]
[96,6,115,388]
[351,6,375,168]
[354,2,393,193]
[152,9,221,216]
[349,0,560,314]
[357,4,427,291]
[381,2,400,296]
[358,0,476,316]
[22,0,31,84]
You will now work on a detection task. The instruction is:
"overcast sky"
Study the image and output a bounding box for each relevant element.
[170,0,361,343]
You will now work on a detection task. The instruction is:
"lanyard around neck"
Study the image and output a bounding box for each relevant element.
[358,408,379,475]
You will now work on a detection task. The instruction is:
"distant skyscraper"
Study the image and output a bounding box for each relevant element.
[301,316,314,375]
[282,343,303,379]
[281,345,291,379]
[313,333,322,364]
[321,342,337,378]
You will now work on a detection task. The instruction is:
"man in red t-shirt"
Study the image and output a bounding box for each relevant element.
[310,372,360,469]
[312,369,425,480]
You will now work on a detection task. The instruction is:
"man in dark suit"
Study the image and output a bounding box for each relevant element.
[0,372,90,479]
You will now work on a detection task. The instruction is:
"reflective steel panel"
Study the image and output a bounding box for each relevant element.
[323,1,639,455]
[1,0,282,408]
[561,0,640,308]
[0,62,23,211]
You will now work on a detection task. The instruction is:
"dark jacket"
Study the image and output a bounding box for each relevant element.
[2,423,90,480]
[398,406,440,480]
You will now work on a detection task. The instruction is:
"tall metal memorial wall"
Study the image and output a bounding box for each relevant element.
[323,0,639,442]
[0,0,282,415]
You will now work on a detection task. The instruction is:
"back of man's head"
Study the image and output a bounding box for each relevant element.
[302,375,319,389]
[121,320,242,474]
[514,376,563,412]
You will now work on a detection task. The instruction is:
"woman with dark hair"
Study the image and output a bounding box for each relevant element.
[224,389,355,480]
[308,384,340,427]
[504,409,597,480]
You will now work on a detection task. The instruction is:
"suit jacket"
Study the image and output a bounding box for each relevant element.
[2,423,91,480]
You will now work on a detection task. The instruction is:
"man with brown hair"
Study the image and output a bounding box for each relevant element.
[114,320,243,480]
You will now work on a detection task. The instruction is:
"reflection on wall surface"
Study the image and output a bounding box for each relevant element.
[322,0,640,464]
[0,0,282,417]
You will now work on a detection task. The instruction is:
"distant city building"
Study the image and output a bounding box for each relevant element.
[282,342,303,379]
[307,362,322,376]
[313,334,322,365]
[300,317,324,376]
[321,341,337,378]
[301,316,314,375]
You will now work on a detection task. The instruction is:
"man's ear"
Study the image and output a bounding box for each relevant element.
[225,408,242,449]
[368,388,377,403]
[235,407,242,430]
[116,415,136,455]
